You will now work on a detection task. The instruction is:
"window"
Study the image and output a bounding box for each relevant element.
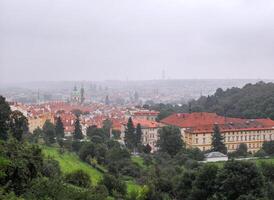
[196,138,198,144]
[203,138,206,144]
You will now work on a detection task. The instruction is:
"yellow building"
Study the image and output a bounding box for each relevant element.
[28,113,54,133]
[161,112,274,153]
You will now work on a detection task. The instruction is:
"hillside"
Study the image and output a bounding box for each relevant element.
[42,146,142,193]
[42,146,103,184]
[189,82,274,119]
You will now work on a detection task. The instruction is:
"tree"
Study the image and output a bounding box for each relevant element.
[189,164,218,200]
[9,110,28,141]
[64,170,91,188]
[42,120,56,145]
[79,142,96,162]
[102,119,112,138]
[29,127,43,144]
[100,174,126,197]
[143,144,152,154]
[124,117,135,151]
[42,159,61,178]
[216,160,265,200]
[0,96,11,140]
[236,143,248,157]
[211,124,227,154]
[55,116,64,139]
[0,139,43,195]
[73,116,83,140]
[158,126,184,156]
[136,123,142,147]
[262,140,274,156]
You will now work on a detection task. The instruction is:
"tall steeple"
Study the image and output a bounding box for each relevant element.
[80,84,85,104]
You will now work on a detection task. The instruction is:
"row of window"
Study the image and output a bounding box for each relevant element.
[193,134,272,144]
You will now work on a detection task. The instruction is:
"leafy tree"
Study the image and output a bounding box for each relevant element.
[0,96,11,141]
[42,120,56,145]
[42,159,61,178]
[73,116,83,140]
[158,126,184,156]
[100,174,126,197]
[112,129,121,140]
[211,124,227,154]
[102,119,112,138]
[216,160,265,200]
[260,161,274,182]
[124,117,136,151]
[189,82,274,120]
[173,170,196,200]
[0,139,43,195]
[143,144,152,154]
[262,140,274,156]
[29,127,43,144]
[9,110,28,141]
[189,164,218,200]
[55,116,64,139]
[79,142,96,162]
[230,143,248,158]
[64,170,91,188]
[136,123,142,147]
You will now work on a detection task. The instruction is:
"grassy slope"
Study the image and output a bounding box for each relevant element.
[42,146,142,193]
[42,146,102,184]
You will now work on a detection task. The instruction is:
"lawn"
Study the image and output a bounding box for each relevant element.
[42,146,103,184]
[41,146,143,193]
[131,156,146,169]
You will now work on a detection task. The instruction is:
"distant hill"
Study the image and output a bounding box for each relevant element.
[190,81,274,120]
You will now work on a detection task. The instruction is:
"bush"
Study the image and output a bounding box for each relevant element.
[100,174,126,197]
[79,143,96,162]
[42,159,61,178]
[64,170,91,188]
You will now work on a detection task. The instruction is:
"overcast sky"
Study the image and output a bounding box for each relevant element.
[1,0,274,83]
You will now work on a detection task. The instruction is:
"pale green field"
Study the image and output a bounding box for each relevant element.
[42,146,102,184]
[41,146,142,193]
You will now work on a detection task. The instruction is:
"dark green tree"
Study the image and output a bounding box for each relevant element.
[211,124,227,154]
[9,110,28,141]
[189,164,218,200]
[42,120,56,145]
[136,123,142,147]
[0,96,11,140]
[262,140,274,156]
[102,119,112,138]
[100,174,126,197]
[124,117,135,151]
[158,126,184,156]
[73,116,83,140]
[64,170,91,188]
[55,116,64,139]
[216,160,265,200]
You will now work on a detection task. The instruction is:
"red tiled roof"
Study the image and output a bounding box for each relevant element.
[161,112,245,128]
[161,112,274,133]
[132,119,162,129]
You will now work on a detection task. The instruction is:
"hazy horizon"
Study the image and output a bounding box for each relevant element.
[1,0,274,84]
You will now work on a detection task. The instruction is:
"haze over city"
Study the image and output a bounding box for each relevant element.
[1,0,274,84]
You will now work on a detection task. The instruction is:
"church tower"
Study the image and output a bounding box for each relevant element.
[80,84,85,104]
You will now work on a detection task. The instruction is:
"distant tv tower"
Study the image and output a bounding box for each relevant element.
[162,70,166,80]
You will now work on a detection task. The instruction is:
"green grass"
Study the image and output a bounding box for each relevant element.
[42,146,103,184]
[41,146,142,193]
[132,156,145,169]
[126,180,142,193]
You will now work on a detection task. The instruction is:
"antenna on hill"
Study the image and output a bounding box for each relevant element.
[162,70,166,80]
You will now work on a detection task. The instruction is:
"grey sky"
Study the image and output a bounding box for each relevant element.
[1,0,274,83]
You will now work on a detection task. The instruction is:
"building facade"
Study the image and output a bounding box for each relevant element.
[161,112,274,153]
